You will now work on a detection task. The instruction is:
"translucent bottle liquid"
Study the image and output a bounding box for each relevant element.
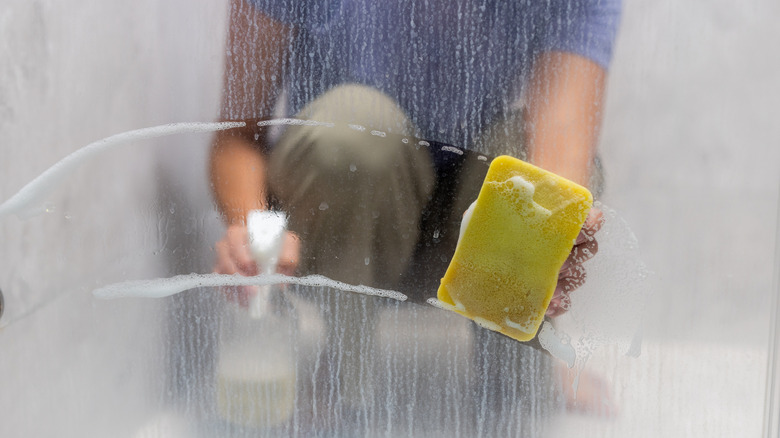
[216,299,297,430]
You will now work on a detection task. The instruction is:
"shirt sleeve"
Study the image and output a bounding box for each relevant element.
[538,0,622,69]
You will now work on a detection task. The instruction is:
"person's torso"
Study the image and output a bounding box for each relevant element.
[284,0,545,146]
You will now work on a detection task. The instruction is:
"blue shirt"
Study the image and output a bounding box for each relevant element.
[249,0,621,147]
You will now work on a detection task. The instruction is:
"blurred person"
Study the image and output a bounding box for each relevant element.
[209,0,620,430]
[211,0,618,300]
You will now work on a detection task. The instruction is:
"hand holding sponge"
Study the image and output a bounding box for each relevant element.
[437,155,593,342]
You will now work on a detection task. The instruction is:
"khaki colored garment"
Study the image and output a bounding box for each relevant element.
[267,84,436,291]
[266,84,436,408]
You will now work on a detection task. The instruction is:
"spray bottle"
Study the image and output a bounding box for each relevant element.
[216,210,297,430]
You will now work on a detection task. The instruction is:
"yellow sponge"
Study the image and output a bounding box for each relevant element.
[437,155,592,341]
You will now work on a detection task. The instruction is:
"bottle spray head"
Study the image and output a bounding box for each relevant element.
[247,210,288,274]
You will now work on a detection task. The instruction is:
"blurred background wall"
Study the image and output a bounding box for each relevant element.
[601,0,780,345]
[0,1,227,436]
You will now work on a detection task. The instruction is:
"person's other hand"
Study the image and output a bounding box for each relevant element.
[214,224,257,307]
[557,362,617,418]
[276,231,301,276]
[214,224,301,306]
[215,224,257,276]
[546,207,604,317]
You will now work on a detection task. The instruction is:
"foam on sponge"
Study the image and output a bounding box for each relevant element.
[437,155,592,342]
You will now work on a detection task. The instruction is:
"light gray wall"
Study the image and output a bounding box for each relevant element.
[600,0,780,345]
[0,1,226,436]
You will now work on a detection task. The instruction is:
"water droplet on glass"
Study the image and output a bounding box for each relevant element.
[350,164,357,172]
[318,202,329,211]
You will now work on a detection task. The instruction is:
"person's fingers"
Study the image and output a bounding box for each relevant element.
[558,261,586,282]
[558,271,587,294]
[215,238,241,303]
[546,284,572,317]
[215,226,259,306]
[548,262,588,317]
[231,245,258,276]
[276,231,301,276]
[557,364,618,418]
[546,297,563,317]
[221,285,240,303]
[548,208,603,318]
[214,238,238,275]
[577,207,605,244]
[575,229,589,245]
[219,285,256,307]
[546,304,565,318]
[216,225,297,305]
[568,239,599,265]
[226,225,258,276]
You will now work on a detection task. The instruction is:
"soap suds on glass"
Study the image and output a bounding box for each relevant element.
[93,273,408,302]
[0,121,245,220]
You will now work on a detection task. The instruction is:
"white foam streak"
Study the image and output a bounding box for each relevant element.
[0,121,245,220]
[93,273,408,301]
[257,118,335,128]
[441,145,464,155]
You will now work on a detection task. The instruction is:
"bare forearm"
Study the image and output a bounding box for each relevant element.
[210,131,268,225]
[210,1,292,225]
[525,52,606,188]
